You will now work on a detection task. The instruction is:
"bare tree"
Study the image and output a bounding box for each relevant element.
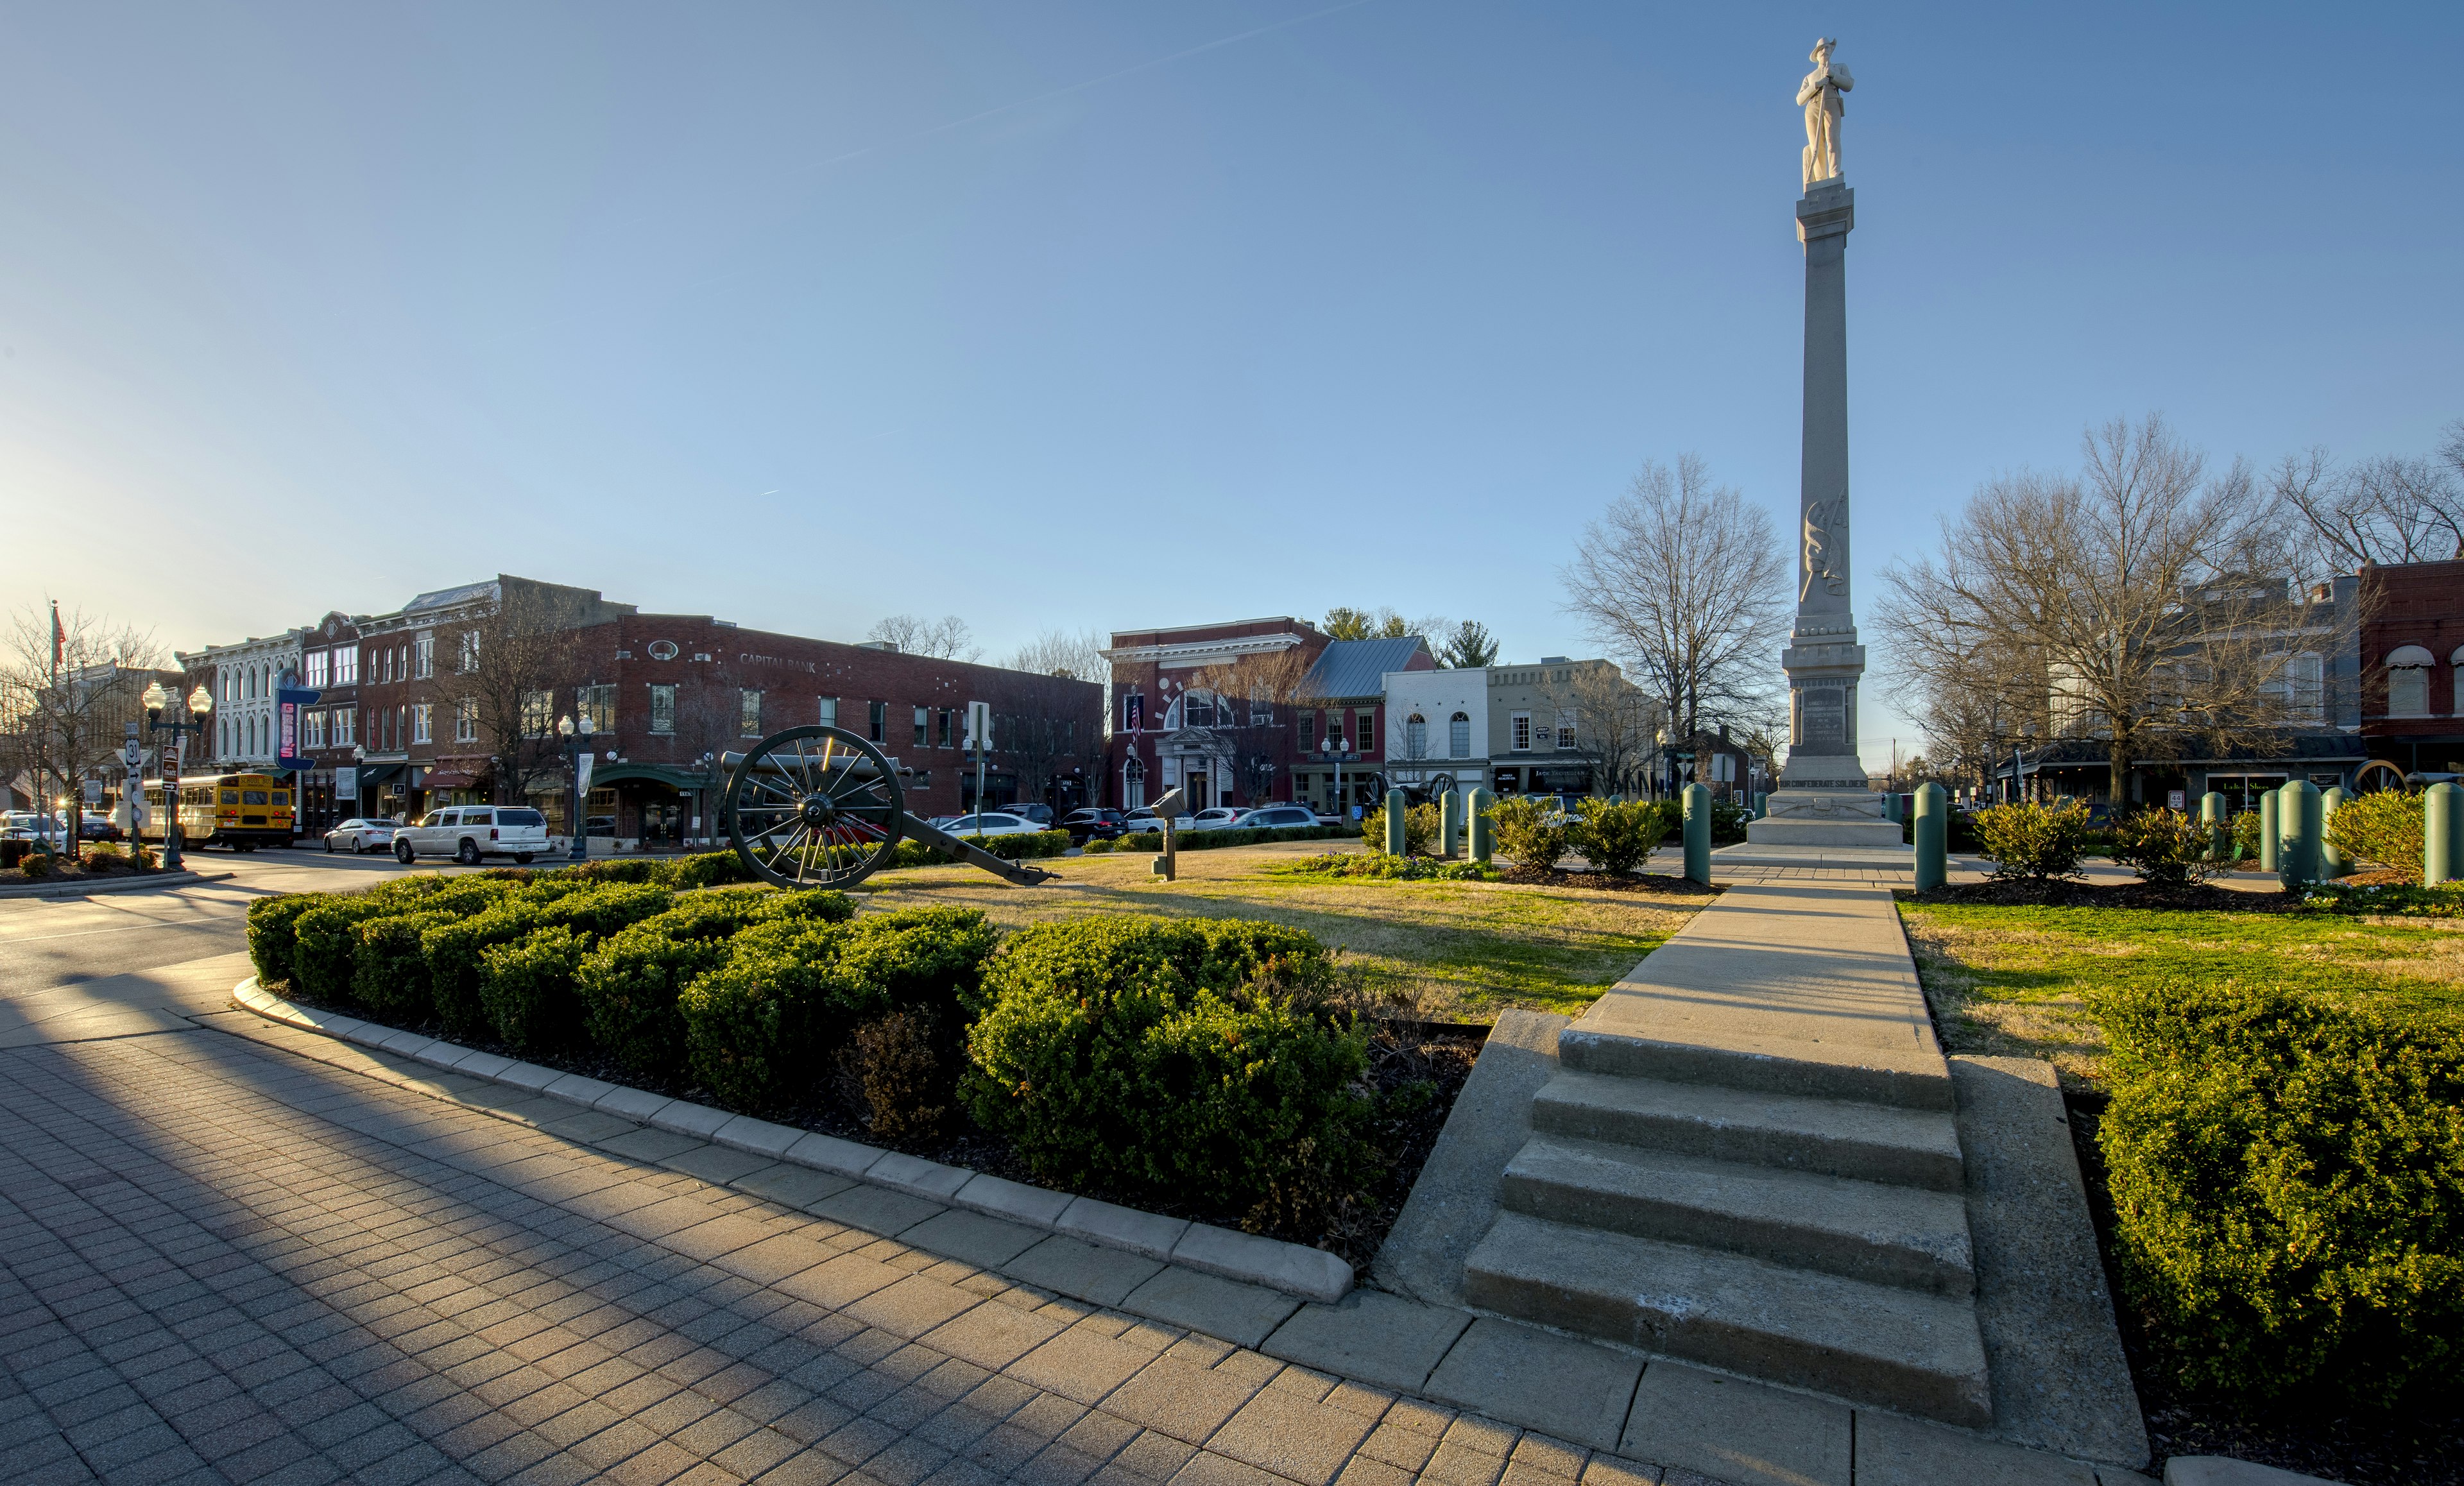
[1190,648,1317,805]
[0,605,158,842]
[1561,455,1789,746]
[1007,628,1108,683]
[986,672,1100,810]
[424,589,581,810]
[2275,440,2464,574]
[1872,575,2051,793]
[1894,414,2298,804]
[1555,664,1656,798]
[868,614,980,663]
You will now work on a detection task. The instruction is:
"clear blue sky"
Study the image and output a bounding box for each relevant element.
[4,3,2458,754]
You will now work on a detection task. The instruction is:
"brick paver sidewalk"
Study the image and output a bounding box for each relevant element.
[0,1024,1668,1486]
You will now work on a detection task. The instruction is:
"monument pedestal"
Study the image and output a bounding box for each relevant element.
[1747,787,1904,847]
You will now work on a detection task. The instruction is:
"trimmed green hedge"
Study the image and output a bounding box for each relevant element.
[578,887,855,1079]
[1093,824,1350,855]
[2096,977,2464,1408]
[962,916,1369,1211]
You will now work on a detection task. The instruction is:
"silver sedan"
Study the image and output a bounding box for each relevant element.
[323,817,400,854]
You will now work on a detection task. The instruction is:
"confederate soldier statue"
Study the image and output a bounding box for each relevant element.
[1797,38,1852,189]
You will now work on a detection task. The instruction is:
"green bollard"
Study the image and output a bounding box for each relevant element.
[2200,790,2228,862]
[1385,789,1408,857]
[2259,791,2279,874]
[1753,790,1768,819]
[1682,782,1711,885]
[2277,780,2321,891]
[2319,787,2349,878]
[1467,787,1495,864]
[1440,790,1463,859]
[1913,782,1947,892]
[2427,782,2464,885]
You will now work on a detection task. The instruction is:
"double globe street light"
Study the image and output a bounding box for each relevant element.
[140,680,215,872]
[554,712,595,863]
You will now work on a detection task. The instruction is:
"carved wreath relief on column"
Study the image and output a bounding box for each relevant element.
[1797,38,1852,189]
[1800,497,1847,601]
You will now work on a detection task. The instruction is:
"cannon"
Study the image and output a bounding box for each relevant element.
[721,724,1059,890]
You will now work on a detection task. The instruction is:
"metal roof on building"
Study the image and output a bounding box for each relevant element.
[1303,637,1430,700]
[404,580,501,613]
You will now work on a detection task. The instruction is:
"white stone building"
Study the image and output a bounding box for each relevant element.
[1382,667,1489,798]
[180,629,307,769]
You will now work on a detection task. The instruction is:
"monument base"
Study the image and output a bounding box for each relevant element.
[1745,786,1904,847]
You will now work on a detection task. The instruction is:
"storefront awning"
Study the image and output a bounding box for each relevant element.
[423,771,481,790]
[584,762,711,791]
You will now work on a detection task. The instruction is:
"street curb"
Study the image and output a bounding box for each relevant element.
[0,869,232,900]
[228,976,1354,1302]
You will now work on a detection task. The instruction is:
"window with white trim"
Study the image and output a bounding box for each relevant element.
[649,685,676,736]
[1450,712,1471,758]
[2391,665,2429,717]
[333,645,357,685]
[1510,712,1532,751]
[412,704,433,745]
[415,631,434,679]
[331,708,355,746]
[305,710,326,749]
[740,689,764,736]
[1556,710,1577,749]
[305,651,329,688]
[454,699,478,743]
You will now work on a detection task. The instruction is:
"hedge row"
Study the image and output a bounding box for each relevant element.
[247,871,1375,1216]
[2096,977,2464,1409]
[881,830,1072,868]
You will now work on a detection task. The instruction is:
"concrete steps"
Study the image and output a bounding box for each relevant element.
[1463,875,1998,1428]
[1464,1211,1993,1428]
[1498,1133,1974,1296]
[1531,1068,1966,1191]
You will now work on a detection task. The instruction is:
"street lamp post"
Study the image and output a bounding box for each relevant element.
[142,681,214,873]
[557,713,595,862]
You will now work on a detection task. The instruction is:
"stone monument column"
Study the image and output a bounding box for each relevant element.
[1749,40,1901,848]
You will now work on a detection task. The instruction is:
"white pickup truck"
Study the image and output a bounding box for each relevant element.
[395,806,550,866]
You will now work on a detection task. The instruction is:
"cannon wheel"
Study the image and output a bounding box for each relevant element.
[724,725,905,889]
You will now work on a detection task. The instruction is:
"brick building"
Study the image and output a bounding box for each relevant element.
[1103,619,1438,816]
[177,575,1101,846]
[2359,559,2464,782]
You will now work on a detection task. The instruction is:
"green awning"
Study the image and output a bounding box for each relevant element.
[585,762,712,791]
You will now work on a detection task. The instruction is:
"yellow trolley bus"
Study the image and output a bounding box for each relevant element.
[139,772,296,852]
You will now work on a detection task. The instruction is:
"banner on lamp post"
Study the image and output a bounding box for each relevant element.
[275,686,321,770]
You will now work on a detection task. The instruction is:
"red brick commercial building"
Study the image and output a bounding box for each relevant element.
[179,576,1101,847]
[2359,558,2464,783]
[1103,617,1436,816]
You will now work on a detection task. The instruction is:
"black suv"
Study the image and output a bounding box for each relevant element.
[1060,807,1127,842]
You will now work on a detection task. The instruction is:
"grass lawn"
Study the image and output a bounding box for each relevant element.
[855,837,1713,1019]
[1899,900,2464,1089]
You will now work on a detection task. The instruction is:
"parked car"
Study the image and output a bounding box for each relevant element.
[1059,807,1127,842]
[4,811,64,847]
[62,809,121,842]
[1188,808,1248,832]
[1235,805,1320,831]
[1003,803,1055,826]
[585,815,616,837]
[324,817,400,854]
[934,812,1043,839]
[1122,808,1195,833]
[395,806,551,866]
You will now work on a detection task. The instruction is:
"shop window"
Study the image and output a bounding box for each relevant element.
[579,684,617,735]
[1511,712,1532,751]
[1450,712,1471,757]
[649,685,676,736]
[2390,667,2429,717]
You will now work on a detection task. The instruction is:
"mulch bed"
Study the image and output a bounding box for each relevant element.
[261,984,1480,1272]
[1497,866,1723,897]
[0,858,170,886]
[2061,1094,2464,1485]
